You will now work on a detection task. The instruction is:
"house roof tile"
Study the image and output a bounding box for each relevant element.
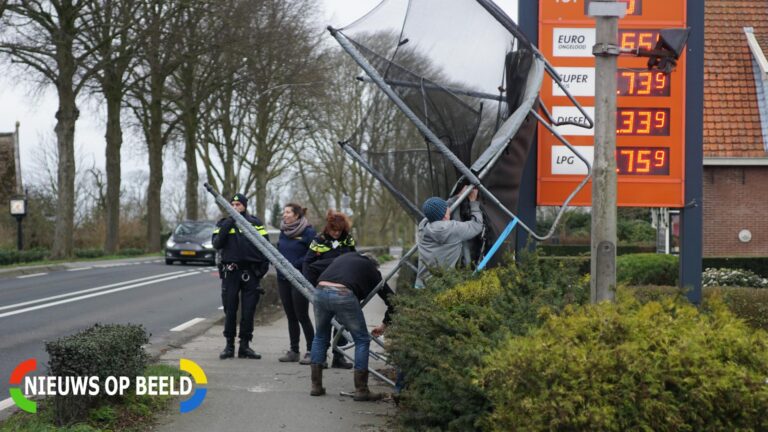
[704,0,768,158]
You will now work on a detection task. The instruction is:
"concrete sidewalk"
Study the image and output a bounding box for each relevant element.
[152,263,398,432]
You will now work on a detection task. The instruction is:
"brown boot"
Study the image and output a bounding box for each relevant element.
[353,369,383,401]
[310,364,325,396]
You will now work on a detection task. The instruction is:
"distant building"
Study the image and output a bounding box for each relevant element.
[0,123,22,208]
[703,1,768,257]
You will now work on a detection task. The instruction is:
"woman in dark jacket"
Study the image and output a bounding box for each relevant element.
[276,203,317,364]
[302,209,356,369]
[303,210,356,285]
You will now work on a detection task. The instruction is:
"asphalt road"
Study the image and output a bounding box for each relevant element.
[0,258,223,409]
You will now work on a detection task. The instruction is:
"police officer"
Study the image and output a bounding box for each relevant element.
[213,193,270,360]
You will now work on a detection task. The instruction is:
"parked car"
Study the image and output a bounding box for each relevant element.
[165,220,217,265]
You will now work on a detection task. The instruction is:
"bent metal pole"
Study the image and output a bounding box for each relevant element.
[204,184,394,385]
[204,183,315,299]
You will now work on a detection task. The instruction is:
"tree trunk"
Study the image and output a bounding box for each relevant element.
[103,93,122,253]
[146,75,164,252]
[254,167,267,222]
[50,41,78,259]
[183,107,199,220]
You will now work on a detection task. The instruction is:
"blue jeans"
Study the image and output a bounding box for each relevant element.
[310,287,370,370]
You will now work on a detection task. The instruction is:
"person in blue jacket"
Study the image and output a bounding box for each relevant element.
[276,202,317,364]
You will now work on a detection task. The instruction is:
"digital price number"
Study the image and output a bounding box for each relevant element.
[617,108,670,136]
[617,70,670,96]
[616,147,669,175]
[619,30,660,50]
[586,0,642,16]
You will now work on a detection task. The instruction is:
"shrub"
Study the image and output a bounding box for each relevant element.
[119,248,145,256]
[540,256,590,275]
[704,257,768,277]
[387,253,588,431]
[20,248,49,263]
[0,249,19,266]
[395,253,418,292]
[617,218,656,243]
[377,253,395,264]
[627,286,768,332]
[74,248,105,259]
[538,244,656,257]
[45,324,149,425]
[617,253,678,285]
[0,248,49,265]
[477,295,768,431]
[703,267,768,288]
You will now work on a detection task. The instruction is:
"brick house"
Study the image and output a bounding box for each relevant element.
[0,127,20,206]
[703,0,768,257]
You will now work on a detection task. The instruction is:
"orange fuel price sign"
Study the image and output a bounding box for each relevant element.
[537,0,686,207]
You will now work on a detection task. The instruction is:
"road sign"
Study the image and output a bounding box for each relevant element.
[537,0,687,207]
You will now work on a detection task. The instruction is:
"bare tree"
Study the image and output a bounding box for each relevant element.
[80,0,140,253]
[0,0,95,258]
[196,0,324,221]
[126,0,183,252]
[168,0,230,221]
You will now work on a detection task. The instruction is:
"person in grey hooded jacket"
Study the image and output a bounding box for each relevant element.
[415,187,483,288]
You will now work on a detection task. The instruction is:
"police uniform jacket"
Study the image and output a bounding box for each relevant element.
[212,213,270,266]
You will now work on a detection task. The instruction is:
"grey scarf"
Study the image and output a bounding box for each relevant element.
[280,216,309,238]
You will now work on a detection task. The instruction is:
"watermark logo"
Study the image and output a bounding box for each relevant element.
[9,358,37,413]
[8,358,207,414]
[179,358,207,413]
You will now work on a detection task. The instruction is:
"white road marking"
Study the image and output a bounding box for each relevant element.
[17,273,46,279]
[0,397,15,412]
[218,306,224,310]
[0,271,198,318]
[0,270,188,312]
[67,267,92,272]
[170,317,206,332]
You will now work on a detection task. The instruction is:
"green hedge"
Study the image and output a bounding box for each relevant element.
[0,247,148,266]
[0,248,48,266]
[477,295,768,431]
[628,285,768,332]
[703,257,768,277]
[540,256,591,275]
[539,244,655,256]
[387,254,588,431]
[45,324,149,426]
[74,248,106,259]
[617,253,679,285]
[119,248,145,256]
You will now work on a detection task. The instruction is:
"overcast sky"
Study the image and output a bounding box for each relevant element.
[0,0,518,184]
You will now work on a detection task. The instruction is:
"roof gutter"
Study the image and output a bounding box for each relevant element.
[704,157,768,166]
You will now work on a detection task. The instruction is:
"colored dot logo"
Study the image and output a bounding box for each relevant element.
[9,358,37,413]
[179,358,207,413]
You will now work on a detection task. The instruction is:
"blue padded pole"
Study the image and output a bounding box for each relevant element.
[475,217,519,272]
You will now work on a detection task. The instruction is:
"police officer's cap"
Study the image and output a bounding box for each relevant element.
[231,193,248,208]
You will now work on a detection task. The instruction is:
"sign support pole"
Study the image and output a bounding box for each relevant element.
[681,0,704,304]
[516,0,539,257]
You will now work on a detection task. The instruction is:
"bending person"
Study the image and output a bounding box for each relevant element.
[309,252,394,401]
[303,209,356,369]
